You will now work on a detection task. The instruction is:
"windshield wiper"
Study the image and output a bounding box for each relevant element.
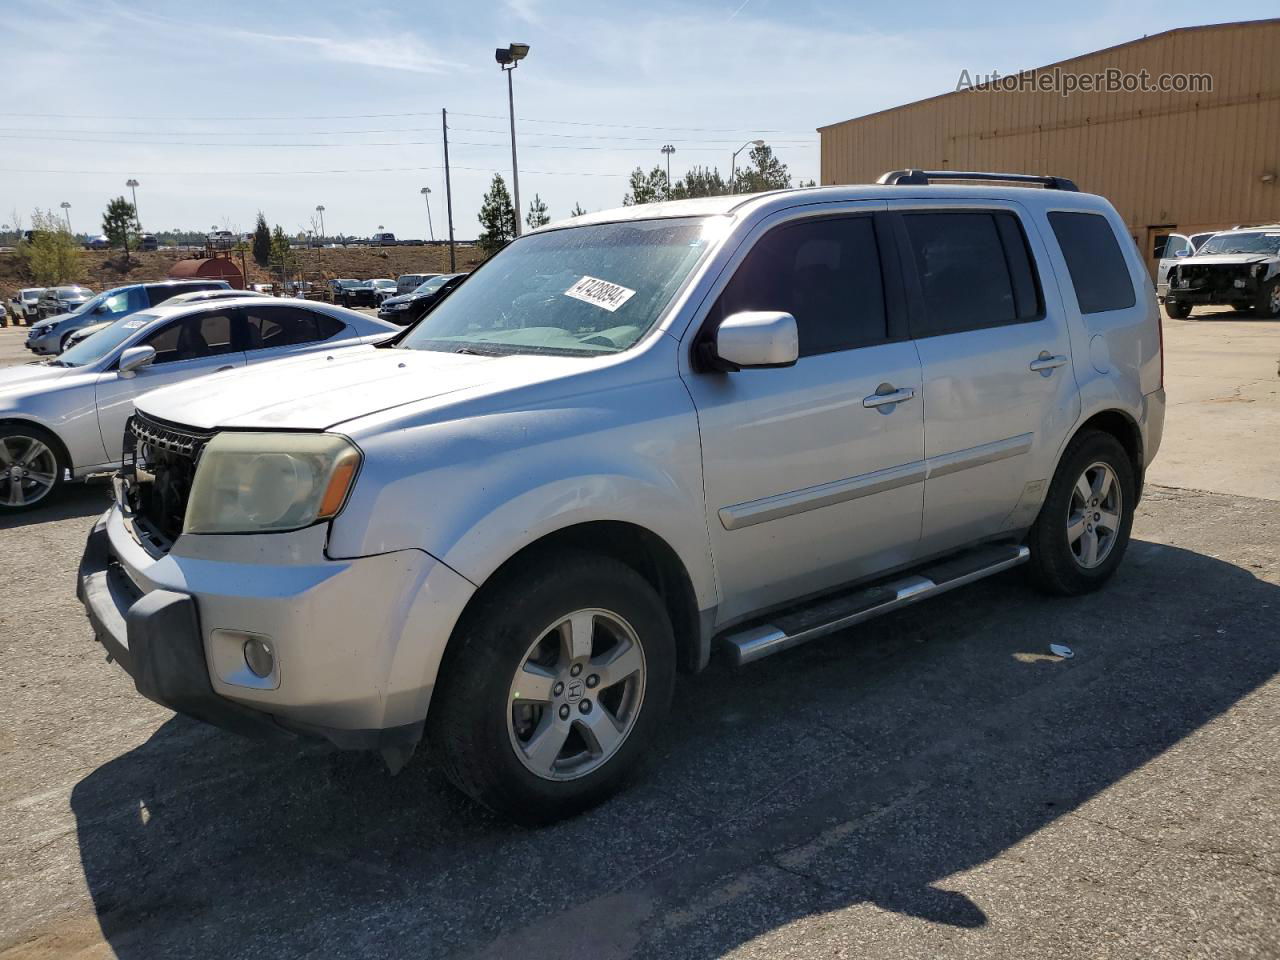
[454,346,500,357]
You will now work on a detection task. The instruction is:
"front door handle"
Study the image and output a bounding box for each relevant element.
[216,365,236,372]
[863,386,916,409]
[1029,353,1069,373]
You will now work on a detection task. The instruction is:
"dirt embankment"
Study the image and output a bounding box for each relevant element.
[0,243,484,301]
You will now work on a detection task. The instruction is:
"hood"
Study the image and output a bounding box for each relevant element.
[32,310,78,332]
[380,292,421,306]
[134,344,590,431]
[1182,254,1277,267]
[0,362,75,391]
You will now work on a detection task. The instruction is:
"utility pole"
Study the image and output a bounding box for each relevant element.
[126,179,141,228]
[442,108,456,271]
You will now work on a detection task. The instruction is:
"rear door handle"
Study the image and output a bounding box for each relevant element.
[863,386,916,408]
[1029,354,1069,372]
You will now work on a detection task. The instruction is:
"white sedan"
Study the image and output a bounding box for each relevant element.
[0,297,398,511]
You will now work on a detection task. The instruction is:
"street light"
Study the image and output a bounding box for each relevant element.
[420,187,435,241]
[730,139,765,194]
[660,144,676,196]
[60,201,71,232]
[126,178,141,229]
[315,204,325,242]
[495,42,530,237]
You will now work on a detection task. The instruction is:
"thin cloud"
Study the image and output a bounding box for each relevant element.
[226,26,460,75]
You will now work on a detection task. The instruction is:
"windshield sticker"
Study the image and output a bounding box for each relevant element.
[122,319,146,328]
[564,276,637,313]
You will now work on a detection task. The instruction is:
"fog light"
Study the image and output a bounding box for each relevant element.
[243,637,275,678]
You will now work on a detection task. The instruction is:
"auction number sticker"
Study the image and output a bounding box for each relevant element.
[564,275,636,313]
[122,319,146,328]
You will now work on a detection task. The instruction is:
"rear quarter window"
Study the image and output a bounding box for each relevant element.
[1048,211,1137,314]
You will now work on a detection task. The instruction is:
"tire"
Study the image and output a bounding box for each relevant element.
[430,548,676,824]
[1254,279,1280,319]
[1164,299,1192,319]
[1027,430,1136,596]
[0,424,67,512]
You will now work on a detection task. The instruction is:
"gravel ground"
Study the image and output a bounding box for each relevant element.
[0,320,1277,959]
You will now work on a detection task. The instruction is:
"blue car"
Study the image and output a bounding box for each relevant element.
[25,279,231,355]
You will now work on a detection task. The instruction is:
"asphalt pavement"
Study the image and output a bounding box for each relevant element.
[0,312,1277,959]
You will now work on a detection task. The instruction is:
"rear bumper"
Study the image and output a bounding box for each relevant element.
[76,506,475,750]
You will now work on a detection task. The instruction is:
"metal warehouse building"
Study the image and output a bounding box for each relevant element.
[818,18,1280,276]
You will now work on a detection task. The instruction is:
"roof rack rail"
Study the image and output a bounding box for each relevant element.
[877,169,1079,192]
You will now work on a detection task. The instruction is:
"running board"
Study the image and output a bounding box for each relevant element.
[723,544,1030,666]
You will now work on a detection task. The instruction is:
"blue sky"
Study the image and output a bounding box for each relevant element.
[1,0,1274,240]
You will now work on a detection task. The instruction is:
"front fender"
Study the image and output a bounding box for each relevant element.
[326,383,717,611]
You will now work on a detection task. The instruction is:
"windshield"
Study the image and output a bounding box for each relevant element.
[412,275,453,295]
[56,313,157,367]
[1197,232,1280,256]
[373,279,395,288]
[398,217,721,356]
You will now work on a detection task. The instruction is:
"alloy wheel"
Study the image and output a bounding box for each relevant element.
[1067,461,1122,569]
[0,436,58,508]
[507,608,647,781]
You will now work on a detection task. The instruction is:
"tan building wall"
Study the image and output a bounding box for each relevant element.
[819,19,1280,269]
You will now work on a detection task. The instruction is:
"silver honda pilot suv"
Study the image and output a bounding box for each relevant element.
[78,171,1165,823]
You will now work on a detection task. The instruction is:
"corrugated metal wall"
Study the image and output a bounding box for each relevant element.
[819,19,1280,260]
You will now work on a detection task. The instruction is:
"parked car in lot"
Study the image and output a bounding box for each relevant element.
[84,234,111,250]
[60,320,113,351]
[139,233,159,252]
[1155,231,1220,300]
[76,172,1163,824]
[8,288,45,323]
[0,298,396,512]
[395,273,439,295]
[371,278,397,303]
[164,288,269,306]
[26,280,230,354]
[372,232,396,246]
[376,272,465,324]
[337,279,380,308]
[35,285,93,320]
[1164,226,1280,318]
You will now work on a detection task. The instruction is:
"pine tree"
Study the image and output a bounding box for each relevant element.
[252,212,271,267]
[477,174,517,255]
[622,166,668,206]
[570,202,587,217]
[731,143,791,193]
[102,196,139,266]
[525,193,550,230]
[670,165,728,200]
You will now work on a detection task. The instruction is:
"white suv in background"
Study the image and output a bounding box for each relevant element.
[78,171,1164,823]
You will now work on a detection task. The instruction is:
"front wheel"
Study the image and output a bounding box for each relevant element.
[1027,430,1136,595]
[0,425,66,512]
[1254,279,1280,319]
[430,549,675,824]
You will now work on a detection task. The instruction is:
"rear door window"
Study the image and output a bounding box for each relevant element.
[717,215,889,357]
[900,210,1042,337]
[243,305,342,351]
[1048,211,1137,314]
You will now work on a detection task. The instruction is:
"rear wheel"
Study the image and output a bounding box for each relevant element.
[0,425,66,512]
[1028,430,1136,595]
[431,549,675,824]
[1164,299,1192,319]
[1254,279,1280,319]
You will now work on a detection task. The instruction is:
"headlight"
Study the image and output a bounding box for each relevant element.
[183,432,361,535]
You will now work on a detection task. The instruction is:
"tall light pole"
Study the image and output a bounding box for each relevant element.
[60,201,71,232]
[495,42,530,237]
[419,187,434,241]
[661,144,676,196]
[315,205,325,243]
[730,139,765,194]
[126,178,140,228]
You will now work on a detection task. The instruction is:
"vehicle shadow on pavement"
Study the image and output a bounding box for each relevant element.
[0,483,109,531]
[68,539,1280,959]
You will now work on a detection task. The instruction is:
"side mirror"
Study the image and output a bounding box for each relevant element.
[1175,248,1191,258]
[118,345,156,378]
[703,311,799,371]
